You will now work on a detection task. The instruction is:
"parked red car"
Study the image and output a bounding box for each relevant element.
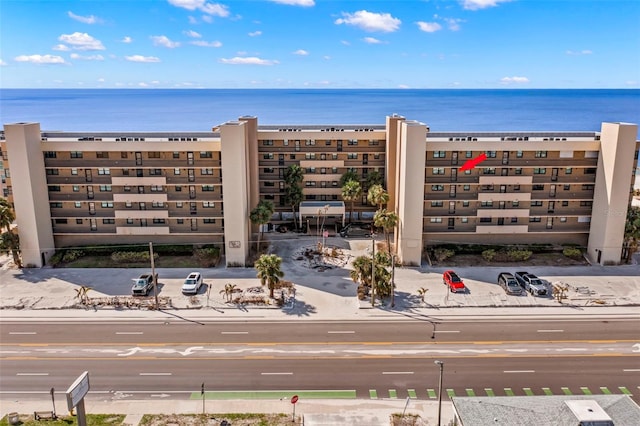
[443,270,466,293]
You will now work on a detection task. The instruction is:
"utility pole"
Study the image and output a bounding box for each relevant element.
[149,242,158,310]
[391,254,396,308]
[435,360,444,426]
[371,233,376,307]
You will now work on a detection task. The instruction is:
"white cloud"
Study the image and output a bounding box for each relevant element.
[0,59,7,66]
[566,50,593,56]
[97,78,105,82]
[269,0,314,6]
[52,44,70,51]
[14,54,66,64]
[417,22,442,33]
[184,30,202,38]
[121,36,132,43]
[248,30,262,37]
[190,40,223,47]
[363,37,383,44]
[219,56,279,65]
[461,0,511,11]
[125,55,161,63]
[67,11,100,24]
[293,49,309,55]
[168,0,230,17]
[335,10,401,33]
[398,84,410,89]
[70,53,105,61]
[58,32,105,50]
[340,40,351,46]
[323,55,331,60]
[443,17,463,31]
[500,76,529,84]
[151,35,181,48]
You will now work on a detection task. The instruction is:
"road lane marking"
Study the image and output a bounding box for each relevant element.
[581,387,592,395]
[382,372,414,375]
[9,332,37,335]
[600,387,612,394]
[504,388,514,396]
[260,372,293,376]
[623,369,640,372]
[221,332,249,335]
[434,330,460,333]
[484,388,495,397]
[619,387,631,395]
[562,387,572,395]
[542,388,553,395]
[537,329,564,333]
[139,373,172,376]
[115,332,143,335]
[523,388,534,396]
[327,331,355,334]
[16,373,49,376]
[503,370,535,373]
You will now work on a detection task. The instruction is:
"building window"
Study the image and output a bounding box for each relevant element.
[432,168,445,175]
[479,217,492,223]
[480,201,493,207]
[151,218,166,224]
[584,168,596,174]
[533,168,546,174]
[148,152,161,159]
[535,151,547,158]
[200,151,213,158]
[485,151,497,158]
[430,217,442,223]
[532,185,544,191]
[72,185,80,192]
[96,152,109,159]
[125,201,132,208]
[44,151,57,158]
[431,185,444,191]
[462,201,469,207]
[512,201,519,207]
[202,201,215,208]
[465,151,473,158]
[176,202,183,208]
[150,185,164,192]
[201,168,214,175]
[562,200,569,207]
[49,185,61,192]
[126,218,133,224]
[76,218,83,224]
[516,151,523,158]
[483,168,496,175]
[481,184,494,191]
[50,202,63,208]
[464,169,472,175]
[121,152,128,159]
[431,201,443,207]
[514,168,522,175]
[513,185,520,191]
[580,201,593,207]
[101,202,114,208]
[560,217,567,222]
[433,151,446,158]
[529,217,541,222]
[71,168,78,175]
[75,202,82,208]
[54,218,68,224]
[203,218,216,224]
[124,185,131,192]
[463,185,470,191]
[565,168,572,174]
[70,151,83,158]
[152,201,165,208]
[103,218,115,224]
[99,185,112,192]
[172,152,180,159]
[531,201,543,206]
[511,217,518,223]
[97,168,111,175]
[582,184,594,190]
[263,153,274,160]
[202,185,215,191]
[46,169,59,175]
[461,217,468,223]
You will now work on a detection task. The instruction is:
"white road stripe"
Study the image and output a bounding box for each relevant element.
[261,372,293,376]
[623,369,640,372]
[327,331,355,334]
[504,370,535,373]
[537,329,564,333]
[17,373,49,376]
[116,332,143,335]
[221,331,249,334]
[434,330,460,333]
[9,332,37,335]
[139,373,172,376]
[382,372,414,375]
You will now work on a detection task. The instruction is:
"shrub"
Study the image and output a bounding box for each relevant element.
[506,249,532,262]
[482,249,497,262]
[433,248,455,262]
[563,247,583,260]
[110,251,158,264]
[194,247,220,267]
[48,251,65,267]
[62,250,85,263]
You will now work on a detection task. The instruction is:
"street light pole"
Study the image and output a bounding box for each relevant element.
[434,360,444,426]
[149,242,158,310]
[371,233,376,307]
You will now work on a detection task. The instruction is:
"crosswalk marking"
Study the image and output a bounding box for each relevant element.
[389,389,397,399]
[504,388,514,396]
[523,388,534,396]
[619,387,631,395]
[542,387,553,396]
[562,387,572,395]
[446,389,456,398]
[466,388,476,397]
[600,387,612,395]
[369,390,377,399]
[427,389,437,399]
[407,389,417,399]
[581,387,592,395]
[484,388,495,397]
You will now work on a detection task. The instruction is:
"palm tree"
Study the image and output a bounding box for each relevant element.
[284,165,304,230]
[341,179,362,224]
[219,282,238,303]
[367,184,389,211]
[0,198,21,268]
[254,254,284,298]
[249,199,274,254]
[624,206,640,263]
[374,208,398,254]
[74,286,92,305]
[417,287,429,303]
[350,255,373,287]
[365,170,383,190]
[349,252,392,299]
[339,169,359,187]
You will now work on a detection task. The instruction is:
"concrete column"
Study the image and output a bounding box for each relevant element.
[220,121,250,266]
[3,122,55,267]
[587,122,638,265]
[395,120,427,266]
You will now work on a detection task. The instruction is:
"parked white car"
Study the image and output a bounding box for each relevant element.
[182,272,203,295]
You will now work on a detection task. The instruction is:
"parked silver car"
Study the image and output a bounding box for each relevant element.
[497,272,523,295]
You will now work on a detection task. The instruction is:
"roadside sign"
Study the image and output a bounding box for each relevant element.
[291,395,299,404]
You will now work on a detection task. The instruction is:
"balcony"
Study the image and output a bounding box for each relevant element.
[475,224,529,234]
[116,226,170,235]
[477,192,531,202]
[477,209,531,218]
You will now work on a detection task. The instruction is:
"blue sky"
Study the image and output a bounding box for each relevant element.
[1,0,639,89]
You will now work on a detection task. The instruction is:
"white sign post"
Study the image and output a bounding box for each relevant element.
[65,371,90,426]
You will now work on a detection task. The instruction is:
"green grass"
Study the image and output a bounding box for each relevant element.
[191,390,356,400]
[0,414,125,426]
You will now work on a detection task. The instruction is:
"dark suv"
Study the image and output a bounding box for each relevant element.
[339,223,372,238]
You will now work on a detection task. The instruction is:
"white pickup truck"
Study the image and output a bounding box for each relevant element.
[514,271,548,296]
[131,273,156,296]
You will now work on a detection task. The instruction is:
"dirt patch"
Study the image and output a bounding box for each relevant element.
[431,253,588,268]
[140,413,298,426]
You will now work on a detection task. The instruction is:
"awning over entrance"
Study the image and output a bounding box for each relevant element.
[298,201,346,227]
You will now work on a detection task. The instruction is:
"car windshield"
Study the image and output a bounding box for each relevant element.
[507,281,519,287]
[449,274,461,282]
[184,279,196,285]
[530,279,543,286]
[134,280,145,286]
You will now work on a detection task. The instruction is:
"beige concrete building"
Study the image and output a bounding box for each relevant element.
[2,117,638,267]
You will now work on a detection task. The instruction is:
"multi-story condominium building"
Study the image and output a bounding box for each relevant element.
[2,116,638,268]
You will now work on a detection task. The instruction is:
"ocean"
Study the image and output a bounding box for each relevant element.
[1,89,639,134]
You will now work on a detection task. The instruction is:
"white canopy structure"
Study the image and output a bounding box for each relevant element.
[298,201,346,228]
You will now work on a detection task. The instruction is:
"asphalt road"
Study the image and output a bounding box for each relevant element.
[2,319,639,403]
